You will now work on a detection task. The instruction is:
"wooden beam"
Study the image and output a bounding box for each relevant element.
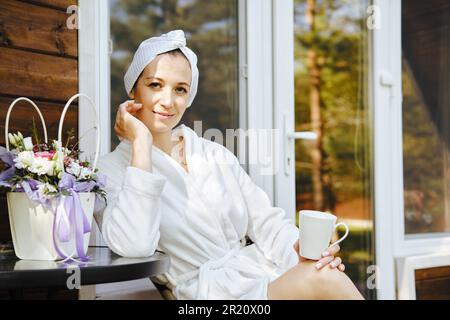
[0,47,78,102]
[18,0,78,11]
[0,0,78,57]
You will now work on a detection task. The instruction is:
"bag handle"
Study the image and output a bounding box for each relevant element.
[4,97,48,151]
[57,93,100,173]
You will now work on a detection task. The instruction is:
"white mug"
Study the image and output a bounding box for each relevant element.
[298,210,349,260]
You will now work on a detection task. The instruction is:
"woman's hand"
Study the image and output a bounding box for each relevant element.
[114,100,152,142]
[293,240,345,272]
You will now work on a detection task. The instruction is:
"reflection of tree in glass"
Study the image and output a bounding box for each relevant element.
[295,0,371,216]
[294,0,374,299]
[110,0,239,149]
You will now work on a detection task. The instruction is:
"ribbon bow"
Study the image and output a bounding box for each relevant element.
[53,173,95,262]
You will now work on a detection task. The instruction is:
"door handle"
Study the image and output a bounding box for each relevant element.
[287,132,317,141]
[284,114,317,176]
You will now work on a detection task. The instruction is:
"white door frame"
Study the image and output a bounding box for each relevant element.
[372,0,399,300]
[245,0,296,223]
[245,0,275,206]
[272,0,296,221]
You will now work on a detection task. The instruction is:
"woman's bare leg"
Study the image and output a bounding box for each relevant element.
[267,260,364,300]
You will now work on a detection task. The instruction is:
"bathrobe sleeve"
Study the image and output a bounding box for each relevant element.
[95,158,166,258]
[221,147,300,271]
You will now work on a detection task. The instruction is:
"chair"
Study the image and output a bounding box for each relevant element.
[150,276,176,300]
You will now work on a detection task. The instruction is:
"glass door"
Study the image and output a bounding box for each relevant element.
[293,0,376,299]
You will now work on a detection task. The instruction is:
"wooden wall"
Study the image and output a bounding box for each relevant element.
[0,0,78,243]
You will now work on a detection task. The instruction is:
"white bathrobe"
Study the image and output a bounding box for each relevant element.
[94,124,299,299]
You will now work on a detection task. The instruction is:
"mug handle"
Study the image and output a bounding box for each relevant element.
[330,222,349,247]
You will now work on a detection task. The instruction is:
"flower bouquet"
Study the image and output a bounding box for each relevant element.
[0,94,105,261]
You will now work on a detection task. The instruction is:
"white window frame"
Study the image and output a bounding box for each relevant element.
[78,0,110,248]
[374,0,450,300]
[387,0,450,258]
[78,0,111,299]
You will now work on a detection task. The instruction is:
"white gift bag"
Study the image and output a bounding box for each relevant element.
[4,94,100,261]
[7,192,95,260]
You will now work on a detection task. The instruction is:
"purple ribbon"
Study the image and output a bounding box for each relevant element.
[52,173,96,262]
[0,146,16,187]
[52,190,91,262]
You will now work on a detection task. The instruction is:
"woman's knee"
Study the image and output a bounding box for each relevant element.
[295,261,361,299]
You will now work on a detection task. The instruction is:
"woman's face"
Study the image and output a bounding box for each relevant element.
[130,52,192,134]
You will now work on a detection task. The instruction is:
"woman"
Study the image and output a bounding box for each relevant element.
[95,30,364,300]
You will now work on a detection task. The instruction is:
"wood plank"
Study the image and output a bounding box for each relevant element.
[0,0,78,57]
[0,47,78,102]
[0,96,79,146]
[20,0,78,11]
[415,266,450,281]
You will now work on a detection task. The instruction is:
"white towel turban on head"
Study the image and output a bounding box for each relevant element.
[124,29,199,107]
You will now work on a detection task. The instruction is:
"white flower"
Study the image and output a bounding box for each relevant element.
[29,157,54,176]
[67,161,81,177]
[37,183,58,200]
[23,137,34,151]
[14,151,35,169]
[67,161,92,180]
[79,167,93,179]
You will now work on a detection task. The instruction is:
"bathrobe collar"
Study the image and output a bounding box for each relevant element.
[116,124,210,182]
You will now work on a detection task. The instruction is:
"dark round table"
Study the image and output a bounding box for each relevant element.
[0,246,170,290]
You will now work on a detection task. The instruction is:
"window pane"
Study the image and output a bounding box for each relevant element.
[109,0,240,150]
[294,0,375,299]
[402,1,450,235]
